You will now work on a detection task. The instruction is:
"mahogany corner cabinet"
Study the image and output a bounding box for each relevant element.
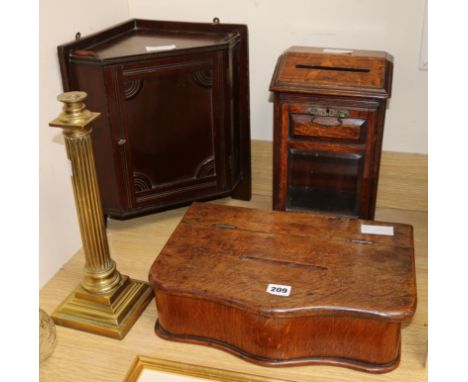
[270,46,393,219]
[58,19,251,219]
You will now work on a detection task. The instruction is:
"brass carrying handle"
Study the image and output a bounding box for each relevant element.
[307,107,349,118]
[307,107,349,127]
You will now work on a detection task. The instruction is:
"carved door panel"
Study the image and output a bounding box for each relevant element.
[114,53,229,208]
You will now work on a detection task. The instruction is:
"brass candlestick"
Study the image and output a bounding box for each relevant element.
[49,91,153,339]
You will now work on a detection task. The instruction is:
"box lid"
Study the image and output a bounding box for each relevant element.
[150,203,416,322]
[270,46,393,98]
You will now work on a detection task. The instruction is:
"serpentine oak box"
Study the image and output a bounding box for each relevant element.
[58,19,251,219]
[270,46,393,219]
[149,203,416,373]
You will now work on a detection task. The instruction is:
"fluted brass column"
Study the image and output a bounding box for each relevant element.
[49,91,153,339]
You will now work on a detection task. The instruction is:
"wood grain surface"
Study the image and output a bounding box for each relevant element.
[39,140,427,381]
[151,203,416,320]
[59,19,252,219]
[149,203,416,372]
[269,46,393,98]
[271,48,392,220]
[155,295,402,372]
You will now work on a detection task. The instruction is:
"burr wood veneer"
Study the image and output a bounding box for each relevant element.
[149,203,416,373]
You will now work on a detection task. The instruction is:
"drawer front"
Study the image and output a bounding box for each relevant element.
[288,104,369,143]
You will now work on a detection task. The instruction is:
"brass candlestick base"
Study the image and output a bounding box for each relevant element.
[49,91,152,339]
[53,276,152,339]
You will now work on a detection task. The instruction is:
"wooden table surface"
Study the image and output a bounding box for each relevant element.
[40,142,427,382]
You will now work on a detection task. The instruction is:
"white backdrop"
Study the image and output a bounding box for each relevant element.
[39,0,129,287]
[129,0,428,153]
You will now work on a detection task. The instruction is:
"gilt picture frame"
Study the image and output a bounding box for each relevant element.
[124,356,291,382]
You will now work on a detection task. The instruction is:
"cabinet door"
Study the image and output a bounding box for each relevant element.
[287,149,364,215]
[112,53,230,208]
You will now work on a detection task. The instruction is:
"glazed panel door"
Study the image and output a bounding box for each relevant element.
[275,99,378,218]
[286,149,365,216]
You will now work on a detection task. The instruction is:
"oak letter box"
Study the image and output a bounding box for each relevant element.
[270,47,393,219]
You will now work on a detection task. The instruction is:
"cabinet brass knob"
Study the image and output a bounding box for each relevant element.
[118,139,126,146]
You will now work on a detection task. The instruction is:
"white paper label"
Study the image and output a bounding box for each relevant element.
[323,48,353,54]
[360,224,394,236]
[266,284,292,297]
[145,44,177,52]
